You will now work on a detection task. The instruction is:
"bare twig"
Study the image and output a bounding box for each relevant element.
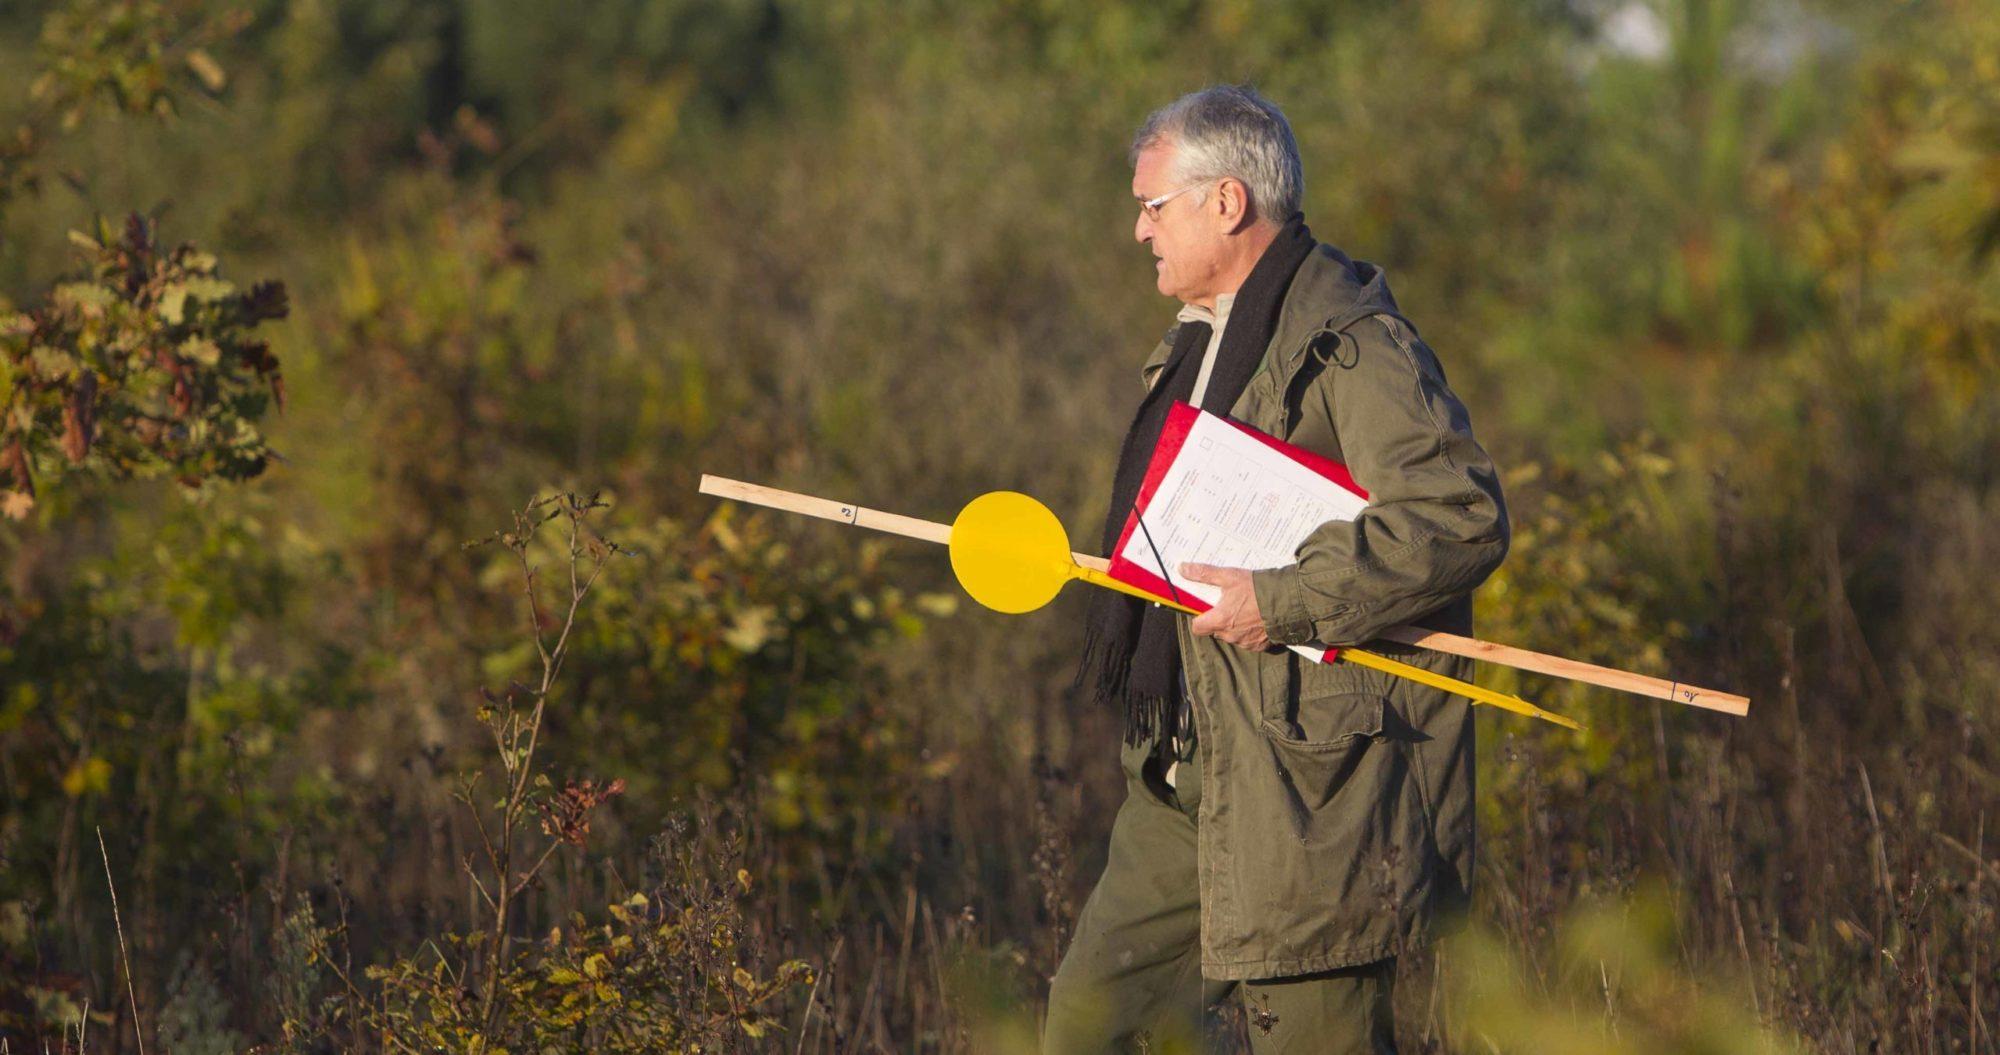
[1937,831,2000,886]
[457,774,500,875]
[462,855,498,911]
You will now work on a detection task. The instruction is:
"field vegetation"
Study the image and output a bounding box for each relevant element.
[1,0,1996,1051]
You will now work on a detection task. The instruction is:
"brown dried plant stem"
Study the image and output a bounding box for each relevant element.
[460,493,615,1030]
[95,827,146,1055]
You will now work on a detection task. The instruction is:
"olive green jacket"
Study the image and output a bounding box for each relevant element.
[1122,242,1508,981]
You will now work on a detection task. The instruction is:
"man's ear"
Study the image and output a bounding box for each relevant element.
[1215,177,1255,234]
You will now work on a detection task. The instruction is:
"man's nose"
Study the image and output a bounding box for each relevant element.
[1135,211,1153,244]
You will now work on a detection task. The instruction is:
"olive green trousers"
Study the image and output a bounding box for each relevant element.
[1043,739,1397,1054]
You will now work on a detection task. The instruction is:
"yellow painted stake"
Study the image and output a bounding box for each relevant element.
[946,491,1580,730]
[1339,649,1582,730]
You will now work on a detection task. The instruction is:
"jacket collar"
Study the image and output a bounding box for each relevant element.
[1139,239,1402,385]
[1269,242,1404,370]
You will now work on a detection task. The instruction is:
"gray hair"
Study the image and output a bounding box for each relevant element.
[1131,85,1304,223]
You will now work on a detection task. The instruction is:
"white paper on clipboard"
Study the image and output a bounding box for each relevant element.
[1108,402,1370,664]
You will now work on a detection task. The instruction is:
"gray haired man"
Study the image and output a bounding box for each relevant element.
[1047,85,1510,1053]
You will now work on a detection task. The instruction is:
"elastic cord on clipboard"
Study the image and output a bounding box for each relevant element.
[1136,507,1199,757]
[1133,509,1186,610]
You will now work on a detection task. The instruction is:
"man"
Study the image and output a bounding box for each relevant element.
[1045,86,1510,1053]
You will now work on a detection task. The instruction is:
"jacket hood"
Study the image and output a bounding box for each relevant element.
[1291,242,1405,336]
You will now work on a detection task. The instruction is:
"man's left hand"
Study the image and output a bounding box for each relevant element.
[1180,562,1270,652]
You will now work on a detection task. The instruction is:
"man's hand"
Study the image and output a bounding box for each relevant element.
[1181,562,1271,652]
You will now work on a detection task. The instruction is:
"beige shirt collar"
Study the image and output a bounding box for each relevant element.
[1176,292,1236,408]
[1175,291,1236,328]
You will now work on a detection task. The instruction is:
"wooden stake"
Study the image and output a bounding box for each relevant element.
[698,474,1750,716]
[1374,626,1747,715]
[699,475,948,544]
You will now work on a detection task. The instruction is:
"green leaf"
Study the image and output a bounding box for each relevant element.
[180,276,236,302]
[158,285,189,324]
[29,346,81,379]
[180,336,221,366]
[51,282,113,314]
[60,756,112,797]
[722,604,777,653]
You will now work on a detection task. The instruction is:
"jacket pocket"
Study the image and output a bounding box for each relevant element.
[1257,691,1431,857]
[1258,691,1388,813]
[1260,651,1387,728]
[1262,689,1383,748]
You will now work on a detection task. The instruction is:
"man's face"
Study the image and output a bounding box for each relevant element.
[1133,140,1226,305]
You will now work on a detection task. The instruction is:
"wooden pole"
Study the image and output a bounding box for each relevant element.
[698,474,1750,716]
[1374,626,1747,716]
[698,474,949,544]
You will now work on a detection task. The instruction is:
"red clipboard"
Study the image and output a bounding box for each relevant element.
[1106,401,1368,662]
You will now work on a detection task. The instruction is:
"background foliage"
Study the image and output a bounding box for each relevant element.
[2,0,1997,1050]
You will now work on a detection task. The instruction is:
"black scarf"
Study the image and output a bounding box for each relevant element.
[1076,214,1318,745]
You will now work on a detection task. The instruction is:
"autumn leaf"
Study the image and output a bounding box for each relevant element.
[59,369,95,461]
[184,49,226,92]
[1,489,34,520]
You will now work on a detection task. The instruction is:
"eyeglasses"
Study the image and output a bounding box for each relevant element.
[1138,179,1216,221]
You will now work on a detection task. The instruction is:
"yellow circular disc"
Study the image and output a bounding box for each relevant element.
[949,491,1074,614]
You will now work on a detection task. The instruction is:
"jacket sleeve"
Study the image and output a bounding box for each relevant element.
[1249,316,1509,648]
